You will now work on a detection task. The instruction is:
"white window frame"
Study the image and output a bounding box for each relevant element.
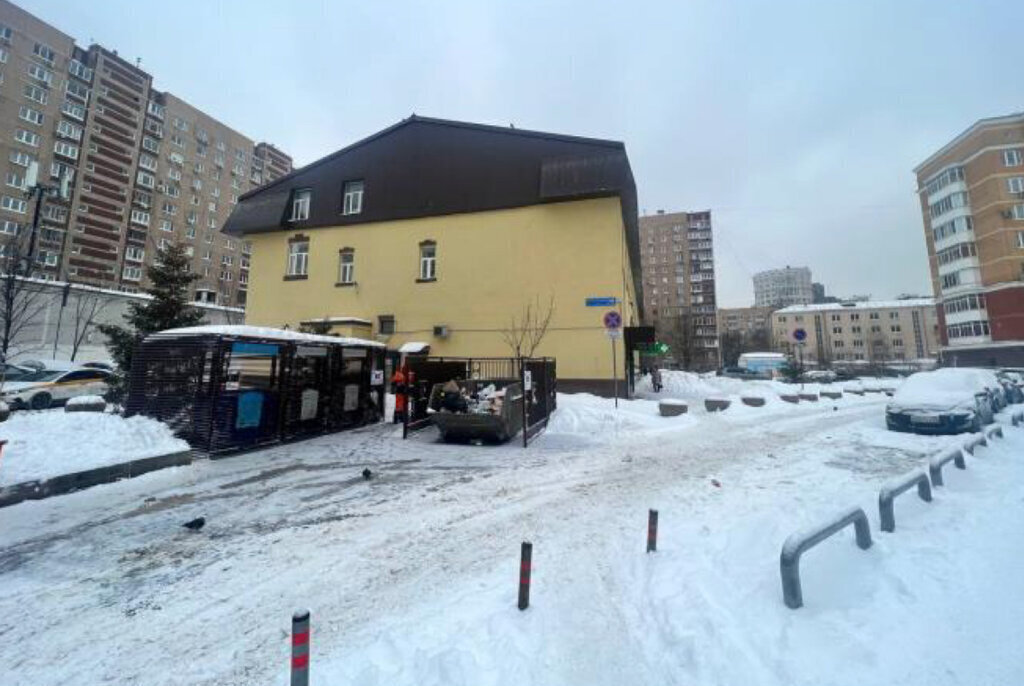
[290,189,311,221]
[419,242,437,280]
[53,141,79,160]
[1009,177,1024,195]
[18,105,43,126]
[14,129,40,147]
[27,63,53,85]
[287,240,309,276]
[1004,149,1023,167]
[24,84,47,105]
[342,180,364,215]
[338,249,355,284]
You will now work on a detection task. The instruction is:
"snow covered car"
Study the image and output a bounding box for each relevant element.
[1,362,34,381]
[997,371,1024,404]
[1,366,112,410]
[886,368,996,434]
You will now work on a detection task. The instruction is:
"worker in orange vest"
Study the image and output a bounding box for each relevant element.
[392,364,408,423]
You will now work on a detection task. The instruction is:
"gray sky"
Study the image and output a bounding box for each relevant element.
[22,0,1024,306]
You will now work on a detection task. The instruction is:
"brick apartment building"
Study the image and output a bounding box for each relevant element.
[638,210,719,370]
[914,112,1024,366]
[0,0,291,307]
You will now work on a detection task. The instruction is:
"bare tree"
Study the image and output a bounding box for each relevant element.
[501,295,555,358]
[0,234,49,360]
[67,285,110,361]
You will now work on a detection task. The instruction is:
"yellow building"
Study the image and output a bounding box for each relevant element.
[224,116,642,394]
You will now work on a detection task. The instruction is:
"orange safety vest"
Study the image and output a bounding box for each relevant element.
[392,369,407,411]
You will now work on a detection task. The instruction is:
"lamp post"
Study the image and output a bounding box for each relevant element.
[22,162,70,358]
[20,161,69,277]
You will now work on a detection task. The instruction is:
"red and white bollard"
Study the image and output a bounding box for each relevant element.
[518,541,532,611]
[291,610,310,686]
[647,509,659,553]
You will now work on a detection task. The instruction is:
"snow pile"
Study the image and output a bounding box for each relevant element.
[545,393,693,440]
[0,412,189,487]
[65,395,106,408]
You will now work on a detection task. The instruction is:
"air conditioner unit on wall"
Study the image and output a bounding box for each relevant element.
[433,325,449,339]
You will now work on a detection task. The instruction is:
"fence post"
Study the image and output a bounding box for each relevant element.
[647,509,658,553]
[291,610,310,686]
[518,541,532,610]
[520,358,529,448]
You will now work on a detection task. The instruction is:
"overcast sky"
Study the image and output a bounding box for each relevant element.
[20,0,1024,306]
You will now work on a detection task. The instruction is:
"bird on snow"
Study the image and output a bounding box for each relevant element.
[182,517,205,531]
[362,468,373,480]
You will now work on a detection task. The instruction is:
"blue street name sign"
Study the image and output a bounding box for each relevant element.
[586,297,619,307]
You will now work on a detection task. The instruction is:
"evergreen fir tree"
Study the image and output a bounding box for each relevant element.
[100,242,204,393]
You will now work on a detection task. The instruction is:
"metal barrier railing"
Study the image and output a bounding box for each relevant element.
[928,446,966,487]
[779,506,873,609]
[878,469,932,532]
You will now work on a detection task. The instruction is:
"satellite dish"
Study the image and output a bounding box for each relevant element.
[24,161,38,189]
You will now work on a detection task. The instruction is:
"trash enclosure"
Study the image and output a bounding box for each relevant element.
[125,325,386,454]
[401,357,556,445]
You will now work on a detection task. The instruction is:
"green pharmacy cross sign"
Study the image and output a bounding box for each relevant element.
[638,342,670,354]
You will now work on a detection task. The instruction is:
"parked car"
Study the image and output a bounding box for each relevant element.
[1,362,35,382]
[81,361,114,371]
[1,367,112,410]
[886,368,996,434]
[717,366,766,380]
[802,370,837,383]
[972,368,1008,410]
[997,370,1024,404]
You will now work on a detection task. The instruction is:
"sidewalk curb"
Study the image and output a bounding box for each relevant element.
[0,449,193,508]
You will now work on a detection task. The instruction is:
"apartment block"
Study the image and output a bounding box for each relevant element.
[913,112,1024,366]
[0,0,292,307]
[638,210,719,370]
[753,266,813,308]
[772,299,941,365]
[717,305,774,335]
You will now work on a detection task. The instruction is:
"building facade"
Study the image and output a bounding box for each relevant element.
[753,266,813,308]
[225,116,641,394]
[0,0,291,308]
[772,299,941,365]
[637,210,718,370]
[717,305,774,336]
[913,112,1024,366]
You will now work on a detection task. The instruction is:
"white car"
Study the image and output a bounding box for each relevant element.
[1,366,112,410]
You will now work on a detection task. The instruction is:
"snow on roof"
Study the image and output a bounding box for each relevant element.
[299,316,373,326]
[399,341,431,354]
[775,298,934,314]
[16,358,85,372]
[147,324,385,348]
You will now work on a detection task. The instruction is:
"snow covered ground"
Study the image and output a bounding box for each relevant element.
[1,378,1023,686]
[0,411,189,487]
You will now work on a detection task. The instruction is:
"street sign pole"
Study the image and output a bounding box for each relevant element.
[603,310,623,409]
[612,336,618,409]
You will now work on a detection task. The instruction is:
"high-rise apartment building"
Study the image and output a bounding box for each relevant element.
[914,112,1024,366]
[638,209,719,370]
[753,266,813,308]
[0,0,292,307]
